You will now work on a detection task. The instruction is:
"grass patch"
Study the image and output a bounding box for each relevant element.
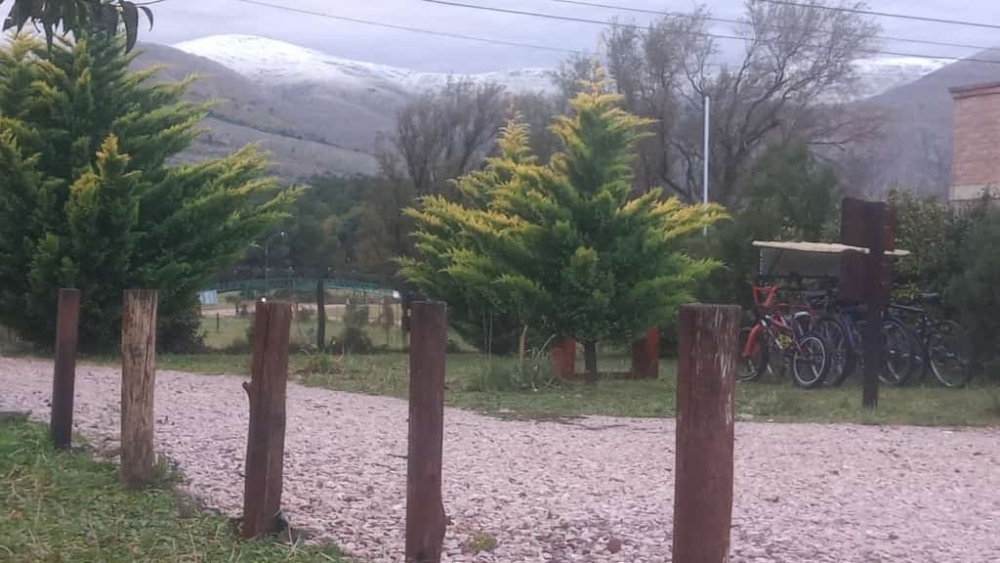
[144,351,1000,427]
[0,420,343,562]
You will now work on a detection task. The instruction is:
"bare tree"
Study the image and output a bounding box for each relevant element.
[393,78,509,198]
[590,0,880,204]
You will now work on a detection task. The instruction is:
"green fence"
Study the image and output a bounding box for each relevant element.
[204,277,395,300]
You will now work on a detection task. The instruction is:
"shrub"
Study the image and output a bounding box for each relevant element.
[331,325,374,355]
[949,207,1000,376]
[343,301,370,329]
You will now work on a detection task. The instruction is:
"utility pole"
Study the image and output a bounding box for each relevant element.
[702,94,711,236]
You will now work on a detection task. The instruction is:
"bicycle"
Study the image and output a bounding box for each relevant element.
[889,293,972,388]
[739,284,830,388]
[802,289,915,387]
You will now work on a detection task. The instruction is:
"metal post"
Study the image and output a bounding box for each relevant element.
[702,94,711,236]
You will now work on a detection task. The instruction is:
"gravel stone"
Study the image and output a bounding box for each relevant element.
[1,357,998,562]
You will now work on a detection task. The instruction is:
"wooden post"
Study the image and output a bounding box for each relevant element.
[50,288,80,450]
[672,304,740,563]
[216,312,221,333]
[550,337,576,380]
[630,328,660,379]
[242,301,292,539]
[121,289,158,488]
[863,203,887,409]
[406,301,447,563]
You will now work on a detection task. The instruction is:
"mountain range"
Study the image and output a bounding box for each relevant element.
[131,34,1000,193]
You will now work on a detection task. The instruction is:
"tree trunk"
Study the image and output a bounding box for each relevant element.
[315,277,326,351]
[583,340,598,384]
[518,325,528,363]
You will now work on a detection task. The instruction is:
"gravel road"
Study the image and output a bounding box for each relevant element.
[2,357,998,562]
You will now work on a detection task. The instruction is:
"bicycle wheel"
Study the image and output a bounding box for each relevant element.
[816,316,854,387]
[738,326,768,382]
[881,318,915,386]
[792,335,828,389]
[929,320,973,388]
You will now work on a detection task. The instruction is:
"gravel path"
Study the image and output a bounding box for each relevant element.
[2,357,999,562]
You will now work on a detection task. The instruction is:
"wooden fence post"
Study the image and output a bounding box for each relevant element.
[406,301,447,563]
[50,288,80,450]
[121,289,158,488]
[672,304,740,563]
[242,301,292,539]
[630,328,660,379]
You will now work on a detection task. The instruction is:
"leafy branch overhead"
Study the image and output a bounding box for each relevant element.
[1,0,153,52]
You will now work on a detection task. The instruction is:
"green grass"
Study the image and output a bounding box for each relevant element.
[0,420,343,562]
[144,350,1000,427]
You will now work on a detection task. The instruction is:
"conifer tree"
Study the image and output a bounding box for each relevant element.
[401,78,727,381]
[0,32,296,351]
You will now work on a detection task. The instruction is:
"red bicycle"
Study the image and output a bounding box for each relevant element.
[739,284,830,388]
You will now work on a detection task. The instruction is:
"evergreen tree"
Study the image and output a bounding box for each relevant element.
[401,79,726,381]
[0,32,297,352]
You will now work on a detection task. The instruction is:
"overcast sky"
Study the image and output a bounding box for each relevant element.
[140,0,1000,73]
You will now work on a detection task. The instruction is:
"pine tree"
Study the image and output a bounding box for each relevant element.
[0,32,297,352]
[401,78,727,381]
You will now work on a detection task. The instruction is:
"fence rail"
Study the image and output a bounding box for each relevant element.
[204,277,395,297]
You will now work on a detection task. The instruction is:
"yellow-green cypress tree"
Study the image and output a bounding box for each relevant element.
[0,32,298,351]
[402,77,727,381]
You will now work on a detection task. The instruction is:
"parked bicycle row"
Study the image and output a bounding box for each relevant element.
[738,282,972,389]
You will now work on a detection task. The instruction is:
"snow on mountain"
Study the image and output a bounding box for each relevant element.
[173,34,557,95]
[173,34,948,103]
[850,56,950,100]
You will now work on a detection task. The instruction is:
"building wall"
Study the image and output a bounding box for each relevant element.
[951,82,1000,202]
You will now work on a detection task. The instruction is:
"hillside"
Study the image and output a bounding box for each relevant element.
[132,34,998,189]
[862,49,1000,195]
[131,43,383,180]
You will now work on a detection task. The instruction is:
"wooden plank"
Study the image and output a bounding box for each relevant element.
[672,304,740,563]
[242,301,292,539]
[406,301,448,563]
[120,289,158,488]
[50,288,80,450]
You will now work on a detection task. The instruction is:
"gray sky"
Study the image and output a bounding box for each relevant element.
[143,0,1000,72]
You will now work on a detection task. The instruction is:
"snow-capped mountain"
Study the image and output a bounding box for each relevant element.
[173,34,948,102]
[173,34,557,95]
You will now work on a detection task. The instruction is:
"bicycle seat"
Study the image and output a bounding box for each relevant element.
[920,292,941,303]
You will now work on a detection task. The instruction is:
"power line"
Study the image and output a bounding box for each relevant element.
[422,0,1000,65]
[232,0,591,56]
[757,0,1000,31]
[544,0,994,52]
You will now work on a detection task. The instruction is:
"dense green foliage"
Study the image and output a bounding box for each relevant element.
[400,81,726,378]
[889,189,990,302]
[0,33,295,352]
[947,204,1000,373]
[694,142,841,308]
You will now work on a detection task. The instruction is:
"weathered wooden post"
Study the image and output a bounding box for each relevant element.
[550,337,576,380]
[121,289,158,488]
[841,197,894,409]
[406,301,448,563]
[672,304,740,563]
[242,300,293,539]
[862,202,887,408]
[50,288,80,450]
[630,328,660,379]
